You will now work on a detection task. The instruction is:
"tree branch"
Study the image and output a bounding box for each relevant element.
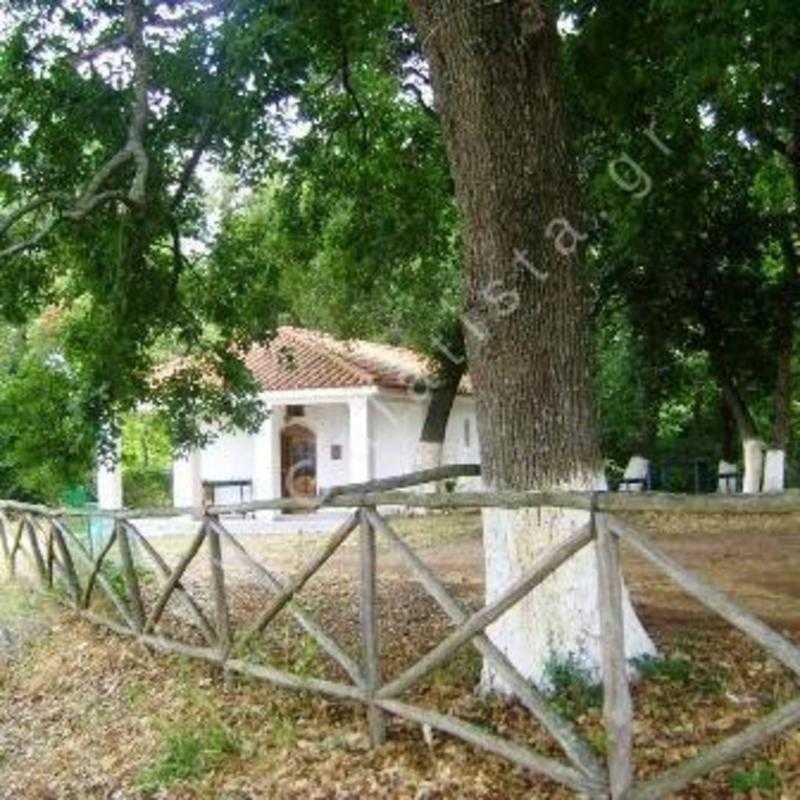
[172,118,218,210]
[0,0,153,262]
[124,0,150,206]
[340,42,369,151]
[403,81,438,119]
[0,196,58,239]
[145,1,227,31]
[70,32,128,64]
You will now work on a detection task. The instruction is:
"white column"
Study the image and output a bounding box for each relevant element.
[173,449,203,509]
[253,405,283,518]
[97,440,123,510]
[763,449,786,493]
[349,396,372,484]
[742,438,765,494]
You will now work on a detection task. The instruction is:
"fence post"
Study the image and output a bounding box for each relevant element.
[25,515,49,586]
[116,519,146,632]
[45,523,55,588]
[51,517,82,606]
[0,513,11,578]
[207,515,232,661]
[360,507,387,746]
[595,506,634,798]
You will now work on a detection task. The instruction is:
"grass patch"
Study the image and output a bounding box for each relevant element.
[137,725,239,794]
[632,655,692,684]
[431,648,482,688]
[270,716,299,749]
[545,656,603,720]
[730,763,781,794]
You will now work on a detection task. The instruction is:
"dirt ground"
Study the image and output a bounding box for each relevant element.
[156,509,800,636]
[1,510,799,799]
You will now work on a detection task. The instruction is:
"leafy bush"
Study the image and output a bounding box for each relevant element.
[632,655,692,684]
[123,468,171,509]
[545,656,603,720]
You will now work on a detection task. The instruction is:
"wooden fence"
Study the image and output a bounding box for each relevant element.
[1,464,800,799]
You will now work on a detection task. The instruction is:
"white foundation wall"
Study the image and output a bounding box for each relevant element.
[372,394,480,482]
[444,397,481,474]
[188,394,481,502]
[371,397,426,479]
[297,404,351,492]
[201,431,254,483]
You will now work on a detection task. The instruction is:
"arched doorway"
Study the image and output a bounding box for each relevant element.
[281,424,317,500]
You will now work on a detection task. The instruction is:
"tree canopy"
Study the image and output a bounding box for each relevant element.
[0,0,798,498]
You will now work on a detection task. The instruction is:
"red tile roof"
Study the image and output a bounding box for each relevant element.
[245,327,469,394]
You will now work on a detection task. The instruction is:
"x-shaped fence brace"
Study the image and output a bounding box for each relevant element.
[1,469,800,800]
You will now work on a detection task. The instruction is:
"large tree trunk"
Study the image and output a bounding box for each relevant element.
[407,1,654,689]
[716,368,764,493]
[769,263,794,492]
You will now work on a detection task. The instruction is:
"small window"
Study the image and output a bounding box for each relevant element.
[287,404,305,418]
[331,444,343,461]
[464,418,471,448]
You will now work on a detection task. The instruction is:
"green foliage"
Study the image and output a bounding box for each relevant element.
[290,635,321,677]
[137,725,239,794]
[207,9,465,367]
[0,0,314,458]
[729,763,781,795]
[566,0,800,467]
[544,656,603,720]
[101,559,154,603]
[122,468,171,509]
[632,655,692,684]
[1,0,798,493]
[0,320,95,502]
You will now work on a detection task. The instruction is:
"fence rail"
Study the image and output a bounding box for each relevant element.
[1,463,800,799]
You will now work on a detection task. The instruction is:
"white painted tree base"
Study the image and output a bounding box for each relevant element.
[763,449,786,493]
[742,439,765,494]
[620,455,649,492]
[481,473,656,693]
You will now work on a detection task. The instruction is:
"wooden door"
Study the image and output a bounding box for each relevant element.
[281,424,317,500]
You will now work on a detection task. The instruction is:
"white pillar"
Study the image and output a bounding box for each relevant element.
[253,405,283,517]
[717,460,738,494]
[349,396,372,484]
[97,441,123,510]
[620,455,649,492]
[742,438,765,494]
[763,449,786,493]
[173,449,203,509]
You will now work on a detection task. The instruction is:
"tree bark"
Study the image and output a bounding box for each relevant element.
[715,367,764,493]
[773,238,797,456]
[721,397,737,463]
[415,360,466,471]
[406,0,654,688]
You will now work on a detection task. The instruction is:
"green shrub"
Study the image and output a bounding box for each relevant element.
[729,763,781,794]
[545,655,603,720]
[632,655,692,683]
[123,468,171,509]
